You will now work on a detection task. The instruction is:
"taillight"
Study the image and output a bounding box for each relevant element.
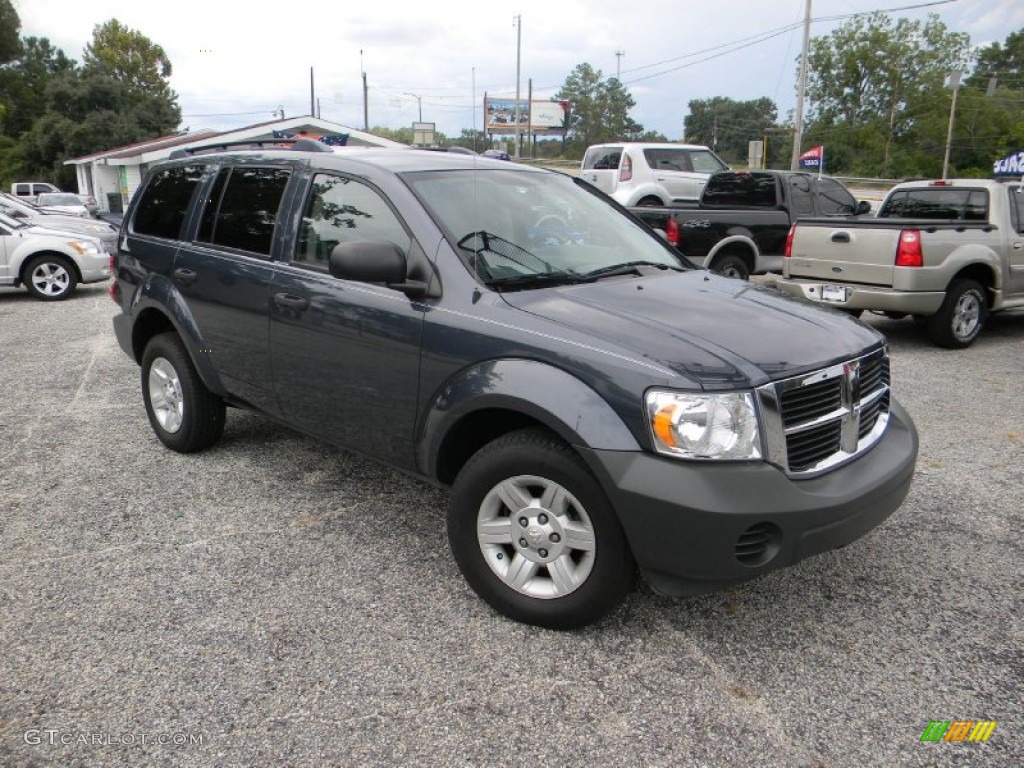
[784,225,796,257]
[665,218,679,247]
[109,253,116,271]
[895,229,923,267]
[619,154,633,182]
[109,279,121,304]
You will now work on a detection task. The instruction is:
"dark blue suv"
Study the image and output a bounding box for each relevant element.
[111,141,918,629]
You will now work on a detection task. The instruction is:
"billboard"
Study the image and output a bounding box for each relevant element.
[485,99,569,135]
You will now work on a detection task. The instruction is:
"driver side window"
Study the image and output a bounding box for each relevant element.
[295,174,411,267]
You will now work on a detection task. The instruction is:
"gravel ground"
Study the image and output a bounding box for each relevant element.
[0,283,1021,768]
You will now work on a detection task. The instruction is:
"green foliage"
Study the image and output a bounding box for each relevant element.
[0,19,180,187]
[0,0,20,65]
[555,64,644,154]
[797,14,1024,178]
[684,97,778,164]
[83,19,174,102]
[0,37,77,138]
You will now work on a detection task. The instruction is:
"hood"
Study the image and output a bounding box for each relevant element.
[22,223,104,246]
[500,271,883,388]
[30,215,115,237]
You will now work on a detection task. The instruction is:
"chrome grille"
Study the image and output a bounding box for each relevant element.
[757,347,891,478]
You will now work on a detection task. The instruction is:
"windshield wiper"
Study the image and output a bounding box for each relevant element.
[580,260,685,280]
[484,272,586,291]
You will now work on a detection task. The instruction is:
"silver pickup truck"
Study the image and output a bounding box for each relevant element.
[773,179,1024,348]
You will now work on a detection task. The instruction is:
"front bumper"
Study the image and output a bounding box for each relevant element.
[771,276,944,315]
[579,398,918,596]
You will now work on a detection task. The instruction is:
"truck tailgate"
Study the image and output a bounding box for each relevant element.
[787,224,897,286]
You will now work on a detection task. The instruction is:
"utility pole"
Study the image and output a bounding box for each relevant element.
[472,66,477,149]
[528,78,533,157]
[310,67,315,117]
[615,50,625,81]
[404,93,423,122]
[712,116,718,151]
[361,50,368,131]
[514,15,522,158]
[790,0,812,170]
[942,70,962,179]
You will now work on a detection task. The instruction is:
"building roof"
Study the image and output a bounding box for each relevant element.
[65,117,407,167]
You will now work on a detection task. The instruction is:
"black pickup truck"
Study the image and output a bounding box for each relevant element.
[632,170,871,279]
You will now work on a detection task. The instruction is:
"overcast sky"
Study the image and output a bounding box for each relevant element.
[15,0,1024,141]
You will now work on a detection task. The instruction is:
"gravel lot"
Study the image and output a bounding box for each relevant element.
[0,283,1021,767]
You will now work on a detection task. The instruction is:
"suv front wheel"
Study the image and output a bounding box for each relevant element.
[448,428,636,629]
[141,332,226,453]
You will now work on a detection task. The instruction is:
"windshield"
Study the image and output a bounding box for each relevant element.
[37,194,82,206]
[404,169,685,288]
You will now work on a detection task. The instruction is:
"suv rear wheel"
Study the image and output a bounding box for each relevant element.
[448,428,635,629]
[927,279,986,349]
[141,332,225,452]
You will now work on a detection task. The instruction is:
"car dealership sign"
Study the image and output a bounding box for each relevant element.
[993,149,1024,176]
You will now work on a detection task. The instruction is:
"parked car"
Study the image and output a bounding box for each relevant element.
[773,178,1024,348]
[580,142,729,207]
[0,193,119,254]
[632,170,871,279]
[78,194,100,216]
[10,181,60,204]
[0,212,110,300]
[483,149,512,161]
[111,142,917,629]
[35,192,91,218]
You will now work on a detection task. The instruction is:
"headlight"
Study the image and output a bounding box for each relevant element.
[67,240,100,255]
[646,390,762,460]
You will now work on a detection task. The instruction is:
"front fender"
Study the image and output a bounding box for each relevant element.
[128,274,228,397]
[417,358,641,477]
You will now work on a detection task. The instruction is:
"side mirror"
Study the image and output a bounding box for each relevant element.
[328,241,429,298]
[856,200,872,215]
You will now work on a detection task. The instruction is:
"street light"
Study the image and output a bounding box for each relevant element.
[404,92,423,122]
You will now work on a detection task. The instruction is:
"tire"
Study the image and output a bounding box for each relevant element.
[927,280,987,349]
[636,196,663,207]
[448,428,636,629]
[141,332,226,453]
[711,253,750,281]
[23,254,77,300]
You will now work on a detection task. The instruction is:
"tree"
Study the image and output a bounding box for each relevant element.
[968,28,1024,91]
[0,0,20,65]
[82,19,175,102]
[803,12,971,176]
[684,97,779,164]
[555,64,644,155]
[0,37,77,138]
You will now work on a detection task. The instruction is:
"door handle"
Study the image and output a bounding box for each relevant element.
[831,232,851,243]
[273,292,310,311]
[1014,241,1022,250]
[173,267,198,285]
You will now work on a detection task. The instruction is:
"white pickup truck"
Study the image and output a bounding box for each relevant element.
[772,179,1024,348]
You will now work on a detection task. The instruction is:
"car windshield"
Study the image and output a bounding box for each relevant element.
[404,169,685,289]
[37,194,82,206]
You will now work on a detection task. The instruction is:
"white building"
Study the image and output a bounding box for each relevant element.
[64,117,406,213]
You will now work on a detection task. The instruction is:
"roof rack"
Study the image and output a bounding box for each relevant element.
[168,137,333,160]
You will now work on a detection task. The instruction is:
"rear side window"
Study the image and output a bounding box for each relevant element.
[14,184,30,196]
[701,173,778,207]
[816,178,857,215]
[1009,186,1024,234]
[295,174,411,268]
[643,149,691,172]
[197,166,291,256]
[132,166,204,239]
[880,189,989,220]
[583,147,622,170]
[688,150,728,174]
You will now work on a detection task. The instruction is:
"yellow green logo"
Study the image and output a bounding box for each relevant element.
[920,720,997,742]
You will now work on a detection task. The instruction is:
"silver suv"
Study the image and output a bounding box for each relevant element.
[580,142,729,207]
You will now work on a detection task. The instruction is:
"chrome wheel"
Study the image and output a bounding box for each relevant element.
[951,291,981,342]
[476,474,596,599]
[30,262,71,297]
[148,357,184,433]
